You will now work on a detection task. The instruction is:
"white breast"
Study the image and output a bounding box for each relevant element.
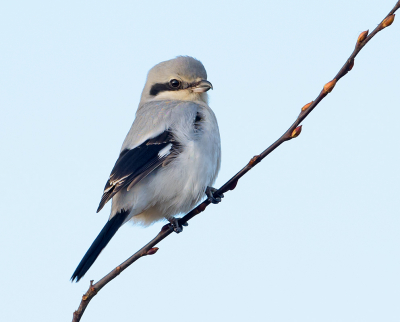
[117,102,221,226]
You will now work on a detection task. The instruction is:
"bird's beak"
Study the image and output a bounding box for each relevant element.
[192,79,213,93]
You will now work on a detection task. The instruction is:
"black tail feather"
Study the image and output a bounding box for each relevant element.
[71,210,129,282]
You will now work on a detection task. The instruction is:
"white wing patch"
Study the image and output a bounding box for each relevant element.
[158,143,172,158]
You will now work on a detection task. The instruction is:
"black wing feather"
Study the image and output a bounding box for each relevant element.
[96,130,175,212]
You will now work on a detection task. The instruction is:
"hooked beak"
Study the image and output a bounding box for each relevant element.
[192,79,213,93]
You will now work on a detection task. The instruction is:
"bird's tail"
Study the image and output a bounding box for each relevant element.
[71,210,129,282]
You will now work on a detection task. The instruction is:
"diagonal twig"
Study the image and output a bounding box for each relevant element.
[72,2,399,321]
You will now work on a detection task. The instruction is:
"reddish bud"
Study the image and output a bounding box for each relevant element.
[382,14,395,28]
[323,79,337,93]
[146,247,159,255]
[301,101,313,112]
[248,155,260,166]
[227,179,238,191]
[198,202,207,212]
[357,30,369,44]
[291,126,302,138]
[348,59,355,71]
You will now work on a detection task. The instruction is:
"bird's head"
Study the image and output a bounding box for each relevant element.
[139,56,212,106]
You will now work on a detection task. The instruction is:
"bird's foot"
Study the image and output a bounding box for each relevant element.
[168,217,188,233]
[206,186,224,204]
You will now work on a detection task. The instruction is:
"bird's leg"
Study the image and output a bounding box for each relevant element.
[168,217,188,234]
[206,186,224,204]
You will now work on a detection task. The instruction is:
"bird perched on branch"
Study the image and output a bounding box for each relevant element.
[71,56,221,282]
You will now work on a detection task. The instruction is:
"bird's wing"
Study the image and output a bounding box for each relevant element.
[96,130,178,212]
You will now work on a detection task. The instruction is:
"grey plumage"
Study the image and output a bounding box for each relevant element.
[71,56,221,282]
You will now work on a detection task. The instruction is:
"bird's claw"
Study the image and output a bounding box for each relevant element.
[206,186,224,204]
[168,217,188,233]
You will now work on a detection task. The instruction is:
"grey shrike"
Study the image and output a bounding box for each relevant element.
[71,56,221,282]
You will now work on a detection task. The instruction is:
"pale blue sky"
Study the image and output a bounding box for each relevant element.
[1,1,399,321]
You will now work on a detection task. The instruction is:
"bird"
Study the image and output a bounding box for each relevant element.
[71,56,221,282]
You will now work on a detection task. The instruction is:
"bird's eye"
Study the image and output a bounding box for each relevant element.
[169,79,181,88]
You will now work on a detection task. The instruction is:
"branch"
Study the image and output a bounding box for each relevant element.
[72,2,399,321]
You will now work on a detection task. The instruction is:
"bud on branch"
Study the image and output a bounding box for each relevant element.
[291,126,302,138]
[348,59,355,71]
[357,30,369,44]
[146,247,159,255]
[323,79,337,93]
[301,101,313,112]
[382,14,395,28]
